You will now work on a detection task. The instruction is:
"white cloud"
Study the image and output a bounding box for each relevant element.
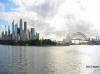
[0,0,100,40]
[0,2,5,12]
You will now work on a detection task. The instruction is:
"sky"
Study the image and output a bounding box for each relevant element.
[0,0,100,40]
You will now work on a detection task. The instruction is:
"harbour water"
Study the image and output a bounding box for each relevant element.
[0,45,100,74]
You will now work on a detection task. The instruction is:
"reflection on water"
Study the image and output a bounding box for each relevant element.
[10,46,27,74]
[0,45,100,74]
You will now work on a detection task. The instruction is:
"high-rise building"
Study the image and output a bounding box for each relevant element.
[20,19,22,31]
[23,21,27,41]
[12,20,15,40]
[8,25,10,40]
[31,28,35,40]
[36,33,39,39]
[12,21,14,33]
[17,28,20,41]
[5,31,7,40]
[26,30,29,40]
[24,21,27,32]
[29,30,31,40]
[8,25,10,36]
[19,18,23,40]
[2,32,4,40]
[5,25,6,34]
[15,24,18,41]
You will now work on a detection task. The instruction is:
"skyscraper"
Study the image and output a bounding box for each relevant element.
[24,21,27,41]
[36,33,39,39]
[24,21,27,32]
[31,28,35,40]
[20,19,22,31]
[12,20,15,40]
[5,25,6,34]
[2,32,4,40]
[12,20,14,33]
[29,30,31,40]
[19,18,23,40]
[5,31,7,40]
[15,24,18,41]
[8,25,10,40]
[8,25,10,36]
[17,28,20,41]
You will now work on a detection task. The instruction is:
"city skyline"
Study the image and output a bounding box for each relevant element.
[1,18,100,43]
[1,18,39,41]
[1,19,100,42]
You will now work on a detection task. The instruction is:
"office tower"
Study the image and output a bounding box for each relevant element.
[5,31,7,40]
[23,21,27,41]
[19,18,23,40]
[8,25,10,40]
[12,20,15,40]
[8,25,10,35]
[20,18,22,31]
[15,24,18,41]
[17,28,20,34]
[26,30,30,40]
[36,33,39,39]
[31,28,35,40]
[4,25,6,31]
[26,30,29,40]
[12,21,14,33]
[17,28,20,41]
[2,32,4,40]
[28,31,31,40]
[24,21,27,32]
[28,30,31,40]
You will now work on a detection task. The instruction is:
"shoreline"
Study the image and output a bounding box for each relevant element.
[0,43,100,46]
[0,40,100,46]
[0,39,57,46]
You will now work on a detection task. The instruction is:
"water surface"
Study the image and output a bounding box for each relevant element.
[0,45,100,74]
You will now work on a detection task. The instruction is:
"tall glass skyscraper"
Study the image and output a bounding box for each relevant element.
[12,20,14,34]
[31,28,35,39]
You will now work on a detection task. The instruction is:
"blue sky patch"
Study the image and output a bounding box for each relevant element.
[0,0,19,12]
[0,0,18,31]
[0,19,10,31]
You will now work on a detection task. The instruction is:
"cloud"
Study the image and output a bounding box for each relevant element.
[0,0,100,40]
[0,2,5,12]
